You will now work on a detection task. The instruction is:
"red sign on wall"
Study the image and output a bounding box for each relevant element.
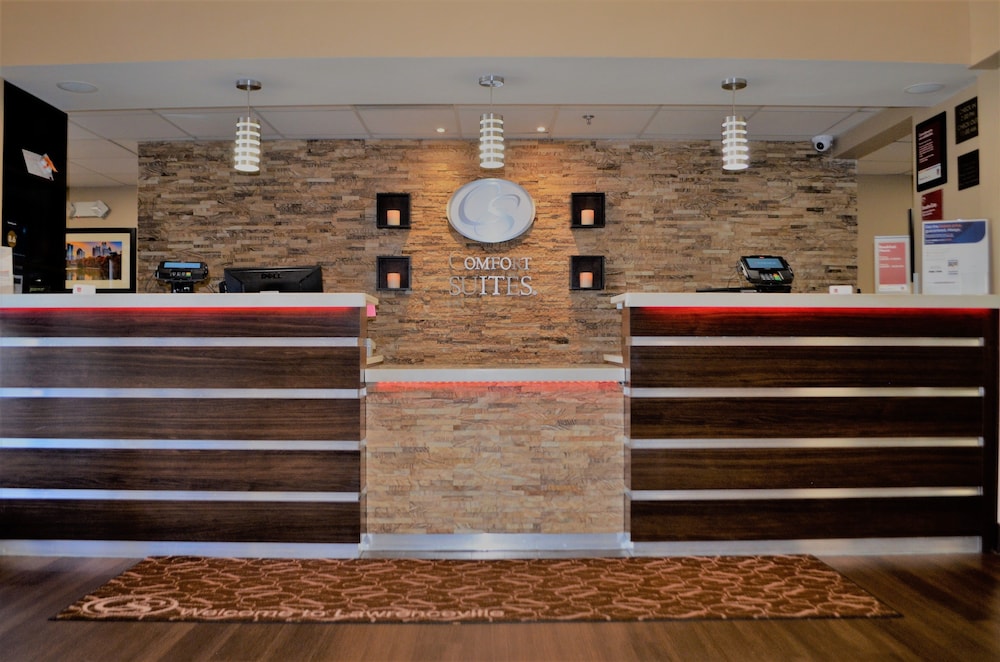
[921,189,943,221]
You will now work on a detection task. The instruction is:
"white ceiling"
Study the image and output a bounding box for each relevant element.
[3,56,975,188]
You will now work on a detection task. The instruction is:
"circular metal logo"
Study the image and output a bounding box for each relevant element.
[447,178,535,244]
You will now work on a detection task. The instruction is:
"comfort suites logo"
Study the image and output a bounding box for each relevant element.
[446,178,535,243]
[446,178,538,297]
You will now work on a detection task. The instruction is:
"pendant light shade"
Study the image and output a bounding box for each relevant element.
[721,78,749,171]
[234,79,262,173]
[479,112,504,169]
[479,75,504,169]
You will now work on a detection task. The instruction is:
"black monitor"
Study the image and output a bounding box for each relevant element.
[222,265,323,293]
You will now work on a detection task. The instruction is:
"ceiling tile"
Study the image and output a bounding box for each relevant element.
[258,107,369,139]
[69,110,195,141]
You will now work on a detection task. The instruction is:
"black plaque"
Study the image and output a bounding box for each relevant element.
[957,150,979,191]
[915,112,947,192]
[955,98,978,144]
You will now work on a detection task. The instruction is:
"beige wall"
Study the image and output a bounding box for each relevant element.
[909,71,998,292]
[0,1,979,66]
[857,175,913,293]
[66,185,138,229]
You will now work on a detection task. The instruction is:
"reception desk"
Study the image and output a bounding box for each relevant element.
[614,293,999,553]
[0,293,374,556]
[3,291,998,556]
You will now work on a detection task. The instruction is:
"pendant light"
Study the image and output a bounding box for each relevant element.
[234,79,262,173]
[721,77,749,171]
[479,74,504,169]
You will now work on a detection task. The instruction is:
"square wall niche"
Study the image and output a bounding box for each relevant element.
[570,255,605,290]
[377,255,412,291]
[571,192,606,228]
[376,193,411,229]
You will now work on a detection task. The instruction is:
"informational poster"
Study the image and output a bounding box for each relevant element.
[874,235,911,293]
[916,112,947,192]
[922,219,990,295]
[921,189,943,220]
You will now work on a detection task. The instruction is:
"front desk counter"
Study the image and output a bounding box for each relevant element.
[0,293,375,557]
[3,291,998,557]
[613,292,1000,554]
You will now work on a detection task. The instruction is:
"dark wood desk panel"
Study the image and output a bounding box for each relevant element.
[0,448,361,492]
[1,346,365,389]
[0,293,373,548]
[0,499,360,543]
[617,294,998,551]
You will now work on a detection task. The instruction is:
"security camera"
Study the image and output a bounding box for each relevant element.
[812,135,835,153]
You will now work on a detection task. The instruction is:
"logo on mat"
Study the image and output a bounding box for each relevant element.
[447,178,535,244]
[81,595,179,618]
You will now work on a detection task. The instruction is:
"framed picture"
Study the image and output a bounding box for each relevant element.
[65,227,136,292]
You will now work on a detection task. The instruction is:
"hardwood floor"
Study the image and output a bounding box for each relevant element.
[1,553,998,661]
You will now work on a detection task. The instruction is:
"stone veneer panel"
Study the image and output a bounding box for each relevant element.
[139,139,856,365]
[365,382,625,534]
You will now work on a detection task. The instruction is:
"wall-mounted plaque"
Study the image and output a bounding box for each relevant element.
[915,112,947,192]
[957,150,979,191]
[955,97,978,144]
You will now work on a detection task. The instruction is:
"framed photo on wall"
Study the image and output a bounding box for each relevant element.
[65,227,136,292]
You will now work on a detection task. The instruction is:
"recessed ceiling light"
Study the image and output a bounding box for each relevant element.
[905,82,945,95]
[57,81,98,93]
[536,126,547,133]
[436,127,446,133]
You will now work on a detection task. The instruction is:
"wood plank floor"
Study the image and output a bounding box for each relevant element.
[1,553,998,661]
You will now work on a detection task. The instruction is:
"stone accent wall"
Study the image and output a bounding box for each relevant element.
[138,139,856,366]
[364,382,625,535]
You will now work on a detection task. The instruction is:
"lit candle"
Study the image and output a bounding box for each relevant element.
[386,272,401,289]
[386,209,401,226]
[580,209,595,226]
[579,271,594,288]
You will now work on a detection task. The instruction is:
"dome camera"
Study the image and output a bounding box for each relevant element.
[812,135,835,153]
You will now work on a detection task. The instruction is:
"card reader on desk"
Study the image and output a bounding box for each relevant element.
[738,255,793,293]
[156,261,209,293]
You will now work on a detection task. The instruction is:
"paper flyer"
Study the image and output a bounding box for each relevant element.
[921,219,990,295]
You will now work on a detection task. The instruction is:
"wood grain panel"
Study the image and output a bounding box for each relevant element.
[628,307,992,338]
[0,449,360,491]
[630,345,987,388]
[0,346,364,389]
[0,398,363,441]
[0,307,363,338]
[630,447,983,490]
[630,497,984,541]
[983,310,1000,552]
[0,500,360,542]
[630,397,985,439]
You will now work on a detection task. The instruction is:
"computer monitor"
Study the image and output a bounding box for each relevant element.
[222,265,323,293]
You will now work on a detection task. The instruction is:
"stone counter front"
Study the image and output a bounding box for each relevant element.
[364,379,626,538]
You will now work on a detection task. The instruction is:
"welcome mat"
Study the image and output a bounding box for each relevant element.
[55,555,898,624]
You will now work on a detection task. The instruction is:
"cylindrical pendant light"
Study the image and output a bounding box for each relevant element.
[479,75,505,169]
[721,78,749,171]
[234,79,262,173]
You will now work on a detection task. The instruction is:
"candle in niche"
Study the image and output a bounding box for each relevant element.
[579,271,594,289]
[386,272,401,289]
[580,209,595,226]
[386,209,401,226]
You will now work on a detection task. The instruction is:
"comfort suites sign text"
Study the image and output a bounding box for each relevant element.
[448,255,535,296]
[446,178,538,297]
